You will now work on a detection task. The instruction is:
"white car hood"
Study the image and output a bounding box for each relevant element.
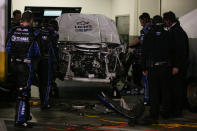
[56,13,121,44]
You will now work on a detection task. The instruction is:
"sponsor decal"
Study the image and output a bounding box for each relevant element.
[42,35,48,40]
[156,32,161,36]
[75,21,93,32]
[11,35,29,42]
[14,32,30,35]
[21,102,25,115]
[16,28,29,32]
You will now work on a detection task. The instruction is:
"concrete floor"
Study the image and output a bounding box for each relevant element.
[0,80,197,131]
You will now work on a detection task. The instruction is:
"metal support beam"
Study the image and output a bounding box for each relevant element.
[160,0,162,16]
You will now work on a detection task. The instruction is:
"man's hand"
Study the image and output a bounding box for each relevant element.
[129,42,136,47]
[143,71,148,76]
[172,67,179,75]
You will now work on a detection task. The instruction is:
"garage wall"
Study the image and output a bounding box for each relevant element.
[112,0,197,36]
[161,0,197,17]
[137,0,160,35]
[11,0,197,37]
[12,0,112,18]
[111,0,160,36]
[111,0,137,36]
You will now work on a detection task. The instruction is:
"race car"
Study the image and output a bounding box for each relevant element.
[57,13,125,83]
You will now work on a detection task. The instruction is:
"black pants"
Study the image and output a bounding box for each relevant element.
[37,58,52,107]
[171,68,187,114]
[148,65,171,119]
[182,70,189,109]
[125,53,134,74]
[10,61,32,123]
[51,62,59,97]
[124,53,142,87]
[132,64,142,87]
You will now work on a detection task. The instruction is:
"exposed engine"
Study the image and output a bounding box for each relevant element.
[71,52,106,78]
[59,42,125,82]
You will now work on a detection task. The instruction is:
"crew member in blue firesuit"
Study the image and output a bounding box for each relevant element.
[127,13,151,87]
[36,20,58,109]
[6,11,40,128]
[48,20,60,98]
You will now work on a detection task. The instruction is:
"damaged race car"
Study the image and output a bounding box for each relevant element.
[56,13,125,83]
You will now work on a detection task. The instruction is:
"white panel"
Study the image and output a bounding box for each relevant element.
[179,9,197,38]
[0,0,7,52]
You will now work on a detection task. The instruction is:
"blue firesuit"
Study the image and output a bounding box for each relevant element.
[36,28,57,109]
[6,25,40,124]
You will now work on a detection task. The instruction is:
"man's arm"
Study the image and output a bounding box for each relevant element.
[172,28,188,74]
[129,37,140,47]
[28,29,41,58]
[141,34,150,75]
[5,29,13,54]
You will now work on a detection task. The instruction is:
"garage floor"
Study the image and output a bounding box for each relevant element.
[0,80,197,131]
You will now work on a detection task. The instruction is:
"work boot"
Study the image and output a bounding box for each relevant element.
[161,112,172,119]
[172,111,183,118]
[27,115,32,121]
[41,104,51,110]
[136,116,158,125]
[15,122,33,128]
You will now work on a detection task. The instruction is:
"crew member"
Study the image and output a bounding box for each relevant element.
[7,10,22,77]
[127,13,152,87]
[163,11,189,117]
[48,20,60,98]
[6,11,40,128]
[142,15,172,123]
[11,10,22,28]
[37,20,58,109]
